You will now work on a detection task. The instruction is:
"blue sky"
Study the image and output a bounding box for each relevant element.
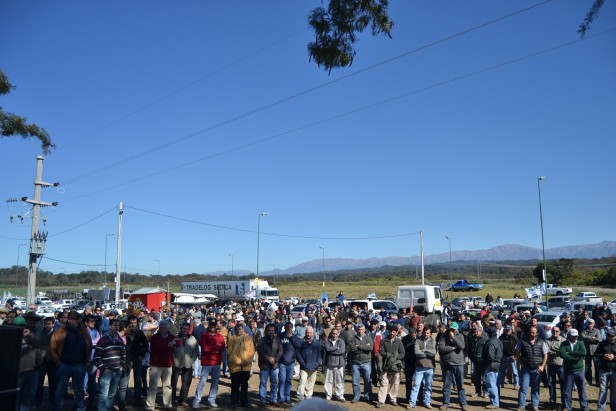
[1,1,614,277]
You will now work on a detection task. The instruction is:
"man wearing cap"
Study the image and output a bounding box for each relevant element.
[468,325,488,398]
[193,320,226,409]
[516,325,548,411]
[483,326,503,409]
[545,326,565,408]
[438,321,468,411]
[594,328,616,411]
[349,323,373,403]
[499,324,520,389]
[0,306,9,324]
[581,318,600,385]
[560,328,589,411]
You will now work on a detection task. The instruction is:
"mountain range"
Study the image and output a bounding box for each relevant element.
[251,241,616,276]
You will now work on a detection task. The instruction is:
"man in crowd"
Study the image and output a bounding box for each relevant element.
[257,323,283,407]
[482,326,503,409]
[349,322,373,404]
[147,320,176,410]
[560,328,589,411]
[594,328,616,411]
[296,326,322,402]
[35,315,56,409]
[408,327,436,409]
[498,325,519,391]
[193,320,225,409]
[468,325,488,398]
[376,324,405,408]
[171,323,198,406]
[545,326,565,408]
[438,322,467,411]
[49,310,92,411]
[227,322,255,408]
[323,326,347,402]
[93,318,126,411]
[402,327,418,405]
[278,321,301,406]
[581,318,600,385]
[517,325,548,411]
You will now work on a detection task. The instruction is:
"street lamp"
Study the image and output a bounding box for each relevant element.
[319,246,325,288]
[155,259,160,276]
[445,235,452,280]
[228,254,234,276]
[15,243,26,288]
[537,176,548,308]
[104,233,115,285]
[256,212,267,278]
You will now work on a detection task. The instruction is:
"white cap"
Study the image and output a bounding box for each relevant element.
[569,329,579,337]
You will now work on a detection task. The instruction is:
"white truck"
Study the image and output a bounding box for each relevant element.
[545,284,573,296]
[180,279,279,302]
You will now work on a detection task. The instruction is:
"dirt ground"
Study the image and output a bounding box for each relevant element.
[39,362,602,411]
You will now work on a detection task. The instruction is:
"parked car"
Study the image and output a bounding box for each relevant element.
[547,296,571,308]
[608,298,616,311]
[515,303,546,314]
[36,306,57,319]
[500,299,527,312]
[534,311,561,339]
[572,292,603,304]
[348,299,398,315]
[283,296,300,305]
[450,280,484,292]
[566,301,597,313]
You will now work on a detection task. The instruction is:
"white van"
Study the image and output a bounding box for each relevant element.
[396,285,443,315]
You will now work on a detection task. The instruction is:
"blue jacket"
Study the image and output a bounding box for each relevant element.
[279,332,302,365]
[296,338,322,371]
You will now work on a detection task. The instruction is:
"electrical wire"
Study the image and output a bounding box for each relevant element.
[59,0,554,187]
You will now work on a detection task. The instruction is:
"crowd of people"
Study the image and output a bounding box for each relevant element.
[1,292,615,411]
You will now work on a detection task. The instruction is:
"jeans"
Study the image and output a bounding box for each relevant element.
[131,361,143,400]
[597,368,616,411]
[116,368,131,409]
[563,369,588,411]
[54,362,86,411]
[230,371,251,405]
[351,362,372,401]
[585,353,600,385]
[498,355,519,386]
[442,364,467,406]
[410,366,434,406]
[484,370,500,407]
[192,364,220,406]
[471,362,483,395]
[259,367,279,404]
[518,367,542,409]
[36,361,56,407]
[18,370,38,411]
[278,363,295,403]
[222,348,229,374]
[98,370,122,411]
[547,364,564,404]
[171,367,193,403]
[405,362,416,402]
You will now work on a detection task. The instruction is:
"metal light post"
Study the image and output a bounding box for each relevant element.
[537,176,548,309]
[319,246,325,288]
[104,233,114,285]
[228,254,234,276]
[155,259,160,276]
[256,212,267,278]
[15,243,26,288]
[445,235,452,280]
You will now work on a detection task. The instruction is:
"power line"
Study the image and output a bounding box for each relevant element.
[59,1,554,187]
[60,28,615,204]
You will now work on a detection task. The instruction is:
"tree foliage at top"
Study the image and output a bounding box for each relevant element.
[0,69,54,154]
[308,1,606,73]
[308,0,393,73]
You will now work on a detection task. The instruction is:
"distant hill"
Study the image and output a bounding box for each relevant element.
[257,241,616,275]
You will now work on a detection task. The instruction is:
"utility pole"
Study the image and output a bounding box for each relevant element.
[19,156,59,305]
[115,202,123,304]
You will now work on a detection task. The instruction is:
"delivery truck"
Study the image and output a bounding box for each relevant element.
[180,279,279,302]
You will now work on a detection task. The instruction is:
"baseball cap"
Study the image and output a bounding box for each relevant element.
[606,329,615,337]
[504,325,512,330]
[449,322,459,330]
[568,329,579,337]
[379,321,387,327]
[13,316,26,326]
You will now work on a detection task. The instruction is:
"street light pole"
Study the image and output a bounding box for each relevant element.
[319,246,325,288]
[445,235,452,280]
[228,254,234,276]
[15,243,26,288]
[104,233,114,285]
[155,259,160,276]
[537,176,548,309]
[256,212,267,278]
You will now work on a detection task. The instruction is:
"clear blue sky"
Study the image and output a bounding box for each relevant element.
[1,1,614,277]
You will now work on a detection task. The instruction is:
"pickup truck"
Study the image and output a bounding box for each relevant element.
[545,284,573,296]
[450,280,484,292]
[572,292,603,304]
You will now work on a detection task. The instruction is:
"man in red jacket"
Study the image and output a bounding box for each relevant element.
[192,320,226,409]
[146,320,176,411]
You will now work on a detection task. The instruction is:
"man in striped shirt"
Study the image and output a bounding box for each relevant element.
[93,319,126,411]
